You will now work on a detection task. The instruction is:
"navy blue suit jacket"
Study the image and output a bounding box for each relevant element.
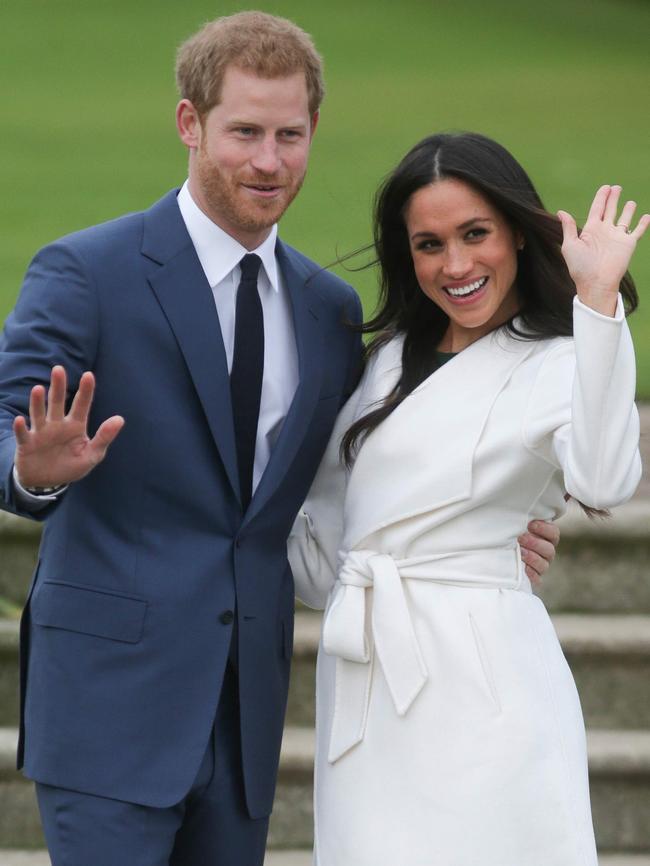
[0,190,363,817]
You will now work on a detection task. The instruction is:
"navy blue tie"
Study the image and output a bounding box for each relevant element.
[230,254,264,511]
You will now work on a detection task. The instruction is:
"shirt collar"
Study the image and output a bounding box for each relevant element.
[177,181,279,292]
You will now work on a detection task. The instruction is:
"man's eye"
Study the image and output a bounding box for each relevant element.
[236,127,255,136]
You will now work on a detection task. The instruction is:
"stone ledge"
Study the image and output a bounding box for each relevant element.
[280,726,315,775]
[553,615,650,657]
[0,851,314,865]
[0,726,317,782]
[0,619,19,653]
[0,728,18,775]
[587,730,650,776]
[558,500,650,541]
[2,609,649,661]
[0,498,648,543]
[5,726,648,782]
[295,611,650,658]
[1,851,649,865]
[0,513,40,540]
[3,613,649,661]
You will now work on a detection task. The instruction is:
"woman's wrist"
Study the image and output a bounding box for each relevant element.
[574,285,618,317]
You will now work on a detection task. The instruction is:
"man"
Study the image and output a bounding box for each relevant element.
[0,11,558,865]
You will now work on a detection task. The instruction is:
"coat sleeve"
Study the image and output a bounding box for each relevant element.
[522,295,641,510]
[288,382,365,609]
[0,240,99,517]
[288,332,379,610]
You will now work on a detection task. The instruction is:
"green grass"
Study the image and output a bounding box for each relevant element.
[1,0,649,392]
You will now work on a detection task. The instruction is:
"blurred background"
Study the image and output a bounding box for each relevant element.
[0,2,649,863]
[2,0,649,389]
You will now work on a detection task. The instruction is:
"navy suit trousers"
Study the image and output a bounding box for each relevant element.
[35,662,269,866]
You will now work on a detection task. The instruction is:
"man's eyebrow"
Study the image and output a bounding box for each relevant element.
[411,217,493,240]
[227,119,308,129]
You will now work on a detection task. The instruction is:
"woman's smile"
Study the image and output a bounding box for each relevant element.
[442,275,489,302]
[405,178,522,351]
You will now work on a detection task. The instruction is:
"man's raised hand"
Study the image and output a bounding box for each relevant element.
[13,366,124,489]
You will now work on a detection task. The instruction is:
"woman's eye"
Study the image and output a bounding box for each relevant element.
[416,239,441,251]
[466,228,488,240]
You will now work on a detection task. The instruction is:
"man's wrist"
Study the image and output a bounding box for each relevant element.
[24,483,66,495]
[12,466,68,501]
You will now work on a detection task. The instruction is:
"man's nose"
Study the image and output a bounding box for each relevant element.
[250,137,281,174]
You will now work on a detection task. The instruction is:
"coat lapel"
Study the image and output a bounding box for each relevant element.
[343,329,538,550]
[243,241,325,526]
[142,191,241,504]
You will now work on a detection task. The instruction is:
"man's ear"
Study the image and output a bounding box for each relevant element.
[309,110,320,141]
[176,99,202,149]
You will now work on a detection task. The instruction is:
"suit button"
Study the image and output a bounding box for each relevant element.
[219,610,235,625]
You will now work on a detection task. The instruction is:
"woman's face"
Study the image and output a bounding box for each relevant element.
[404,178,521,351]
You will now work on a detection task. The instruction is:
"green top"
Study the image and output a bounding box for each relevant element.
[435,351,457,367]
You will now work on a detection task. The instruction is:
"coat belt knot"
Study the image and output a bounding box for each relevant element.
[323,549,429,762]
[322,546,526,763]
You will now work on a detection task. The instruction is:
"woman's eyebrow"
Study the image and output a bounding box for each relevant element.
[411,217,493,240]
[456,216,493,230]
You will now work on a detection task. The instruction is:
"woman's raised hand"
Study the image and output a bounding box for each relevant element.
[557,185,648,316]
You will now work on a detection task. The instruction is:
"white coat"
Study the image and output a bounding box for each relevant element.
[289,296,641,866]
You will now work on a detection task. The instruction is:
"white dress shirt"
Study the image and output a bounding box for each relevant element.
[13,182,299,506]
[176,182,299,494]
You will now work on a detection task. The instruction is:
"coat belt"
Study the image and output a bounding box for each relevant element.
[322,547,527,763]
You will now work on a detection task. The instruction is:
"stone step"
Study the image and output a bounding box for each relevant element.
[287,611,650,729]
[537,500,650,614]
[0,851,315,865]
[2,611,649,731]
[558,615,650,729]
[3,856,650,866]
[0,620,21,727]
[0,725,315,851]
[2,502,649,612]
[1,726,649,853]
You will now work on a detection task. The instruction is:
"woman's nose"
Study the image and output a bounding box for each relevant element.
[442,245,473,279]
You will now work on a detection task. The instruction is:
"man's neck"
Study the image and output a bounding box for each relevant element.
[186,178,273,250]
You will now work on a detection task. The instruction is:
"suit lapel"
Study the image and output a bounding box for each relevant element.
[243,241,325,526]
[142,191,241,504]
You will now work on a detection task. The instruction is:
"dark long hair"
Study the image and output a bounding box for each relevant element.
[342,132,638,471]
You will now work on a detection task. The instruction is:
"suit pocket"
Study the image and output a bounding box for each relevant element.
[469,613,502,713]
[31,580,147,644]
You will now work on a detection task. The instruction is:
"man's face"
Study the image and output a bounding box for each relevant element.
[181,66,317,248]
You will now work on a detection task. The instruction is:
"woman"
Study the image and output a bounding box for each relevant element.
[288,132,646,865]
